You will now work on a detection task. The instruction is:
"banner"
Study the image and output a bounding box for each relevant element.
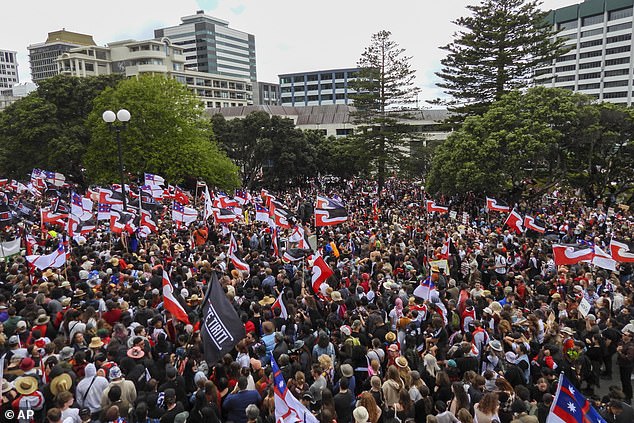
[201,272,245,365]
[0,238,21,258]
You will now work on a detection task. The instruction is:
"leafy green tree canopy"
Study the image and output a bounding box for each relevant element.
[85,75,239,189]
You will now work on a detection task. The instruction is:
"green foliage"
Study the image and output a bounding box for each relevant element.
[84,75,239,190]
[348,30,421,190]
[436,0,569,118]
[212,112,322,189]
[0,75,123,183]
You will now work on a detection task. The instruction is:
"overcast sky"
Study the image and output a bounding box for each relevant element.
[4,0,577,103]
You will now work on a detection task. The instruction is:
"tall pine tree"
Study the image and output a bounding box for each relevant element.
[435,0,569,118]
[348,30,420,192]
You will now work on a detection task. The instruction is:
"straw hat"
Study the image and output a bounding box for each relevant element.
[258,296,275,306]
[187,294,201,304]
[89,337,104,349]
[50,373,72,396]
[561,327,575,336]
[1,379,12,393]
[341,364,354,378]
[385,332,397,343]
[35,315,50,326]
[395,356,409,368]
[14,376,38,395]
[43,269,55,279]
[353,406,369,423]
[330,291,343,302]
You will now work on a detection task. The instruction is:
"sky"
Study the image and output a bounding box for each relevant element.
[3,0,578,104]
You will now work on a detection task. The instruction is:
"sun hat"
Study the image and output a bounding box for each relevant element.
[395,356,409,368]
[505,351,518,363]
[341,364,354,378]
[126,346,145,359]
[561,327,575,336]
[14,376,38,395]
[1,379,12,393]
[353,406,369,423]
[331,291,343,302]
[50,373,72,396]
[58,347,74,361]
[89,337,104,349]
[258,296,275,306]
[35,315,50,326]
[489,340,503,352]
[385,332,397,343]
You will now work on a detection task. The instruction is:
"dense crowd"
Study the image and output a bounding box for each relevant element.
[0,179,633,423]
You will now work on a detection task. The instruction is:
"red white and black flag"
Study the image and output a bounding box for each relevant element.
[552,244,594,266]
[201,271,245,365]
[425,200,448,214]
[485,197,510,213]
[610,239,634,263]
[524,215,546,233]
[504,209,524,234]
[315,207,348,227]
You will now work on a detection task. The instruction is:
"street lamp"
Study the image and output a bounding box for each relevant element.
[102,109,131,211]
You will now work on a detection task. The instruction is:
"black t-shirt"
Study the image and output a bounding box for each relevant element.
[160,402,185,423]
[333,390,355,423]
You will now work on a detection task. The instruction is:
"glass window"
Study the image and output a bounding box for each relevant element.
[606,45,631,55]
[581,28,603,37]
[321,94,333,100]
[582,14,604,26]
[578,72,601,80]
[555,65,576,72]
[603,91,628,98]
[535,68,552,77]
[280,77,291,84]
[579,61,601,69]
[604,68,629,77]
[579,50,602,59]
[556,75,576,83]
[608,22,632,32]
[556,54,576,63]
[604,79,629,87]
[334,72,345,79]
[320,83,332,90]
[320,73,332,80]
[293,75,304,83]
[605,57,630,66]
[294,96,305,102]
[577,83,600,90]
[306,84,318,91]
[607,33,632,43]
[307,74,318,81]
[580,39,603,48]
[558,20,578,30]
[308,95,319,101]
[335,93,346,99]
[608,7,633,21]
[336,128,353,136]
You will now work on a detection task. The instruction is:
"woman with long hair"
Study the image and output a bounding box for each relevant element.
[422,353,440,392]
[474,392,500,423]
[494,378,515,423]
[395,389,415,421]
[381,365,404,409]
[449,382,470,416]
[357,391,382,423]
[320,389,337,423]
[433,371,452,404]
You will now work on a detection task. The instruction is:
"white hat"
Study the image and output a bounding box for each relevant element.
[353,406,369,423]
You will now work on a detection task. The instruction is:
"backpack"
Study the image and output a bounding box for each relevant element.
[451,311,461,332]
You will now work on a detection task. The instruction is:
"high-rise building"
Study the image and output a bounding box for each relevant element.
[535,0,634,105]
[154,11,256,82]
[0,49,19,89]
[278,68,359,106]
[28,29,96,83]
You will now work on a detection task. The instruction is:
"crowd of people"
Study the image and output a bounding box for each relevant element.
[0,178,633,423]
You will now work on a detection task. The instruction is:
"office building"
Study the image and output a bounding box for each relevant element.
[279,68,359,106]
[56,37,252,108]
[254,82,280,105]
[0,49,19,90]
[28,29,96,83]
[154,11,256,82]
[0,82,36,111]
[535,0,634,105]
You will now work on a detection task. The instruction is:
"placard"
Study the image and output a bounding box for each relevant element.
[578,298,591,318]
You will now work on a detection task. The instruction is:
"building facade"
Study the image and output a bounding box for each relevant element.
[536,0,634,105]
[0,82,36,111]
[28,30,96,83]
[205,105,451,141]
[0,50,19,90]
[56,38,253,108]
[278,68,359,106]
[154,11,256,83]
[254,82,280,105]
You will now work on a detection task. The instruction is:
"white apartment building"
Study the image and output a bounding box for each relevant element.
[56,38,253,108]
[535,0,634,105]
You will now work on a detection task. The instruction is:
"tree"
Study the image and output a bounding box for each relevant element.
[0,75,123,183]
[84,75,239,189]
[348,30,420,191]
[427,87,593,197]
[435,0,569,117]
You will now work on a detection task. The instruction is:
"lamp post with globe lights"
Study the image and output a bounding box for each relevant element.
[102,109,130,211]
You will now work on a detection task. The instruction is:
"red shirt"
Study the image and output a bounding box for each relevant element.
[102,309,122,325]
